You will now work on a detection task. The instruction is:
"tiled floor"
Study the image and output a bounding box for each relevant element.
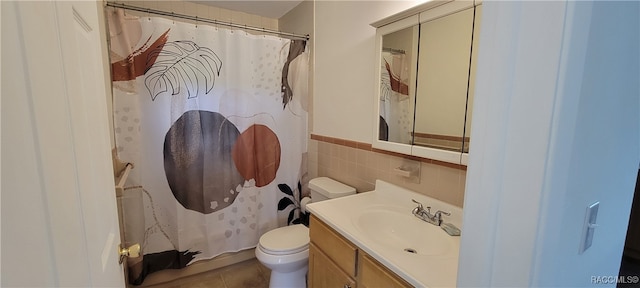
[147,258,270,288]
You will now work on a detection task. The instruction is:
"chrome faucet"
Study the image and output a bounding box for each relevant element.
[411,199,450,226]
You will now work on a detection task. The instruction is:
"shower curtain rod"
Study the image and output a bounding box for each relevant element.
[105,2,310,41]
[383,47,405,54]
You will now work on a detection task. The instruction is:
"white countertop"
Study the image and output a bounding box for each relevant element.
[306,180,462,288]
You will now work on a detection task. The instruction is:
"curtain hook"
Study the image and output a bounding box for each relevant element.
[262,27,266,38]
[195,16,198,28]
[244,24,248,36]
[147,8,150,21]
[171,12,175,25]
[122,3,126,16]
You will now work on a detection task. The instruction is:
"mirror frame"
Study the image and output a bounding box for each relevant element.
[371,0,479,165]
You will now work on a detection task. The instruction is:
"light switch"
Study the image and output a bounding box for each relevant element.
[579,202,600,254]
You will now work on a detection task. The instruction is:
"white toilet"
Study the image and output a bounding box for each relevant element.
[255,177,356,288]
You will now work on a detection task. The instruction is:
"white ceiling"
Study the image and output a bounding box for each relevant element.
[193,1,304,19]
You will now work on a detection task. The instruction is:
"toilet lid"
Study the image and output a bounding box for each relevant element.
[259,224,309,255]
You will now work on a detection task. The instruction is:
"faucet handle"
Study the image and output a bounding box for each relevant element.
[412,199,431,214]
[411,199,423,210]
[435,210,451,217]
[433,210,451,226]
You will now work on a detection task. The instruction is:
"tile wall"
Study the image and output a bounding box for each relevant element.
[308,135,466,208]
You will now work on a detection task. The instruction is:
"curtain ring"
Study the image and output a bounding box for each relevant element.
[147,8,150,21]
[262,27,266,38]
[122,3,126,16]
[171,12,175,25]
[244,24,248,36]
[195,16,198,28]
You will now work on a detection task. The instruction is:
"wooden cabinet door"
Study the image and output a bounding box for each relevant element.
[358,253,411,288]
[309,243,356,288]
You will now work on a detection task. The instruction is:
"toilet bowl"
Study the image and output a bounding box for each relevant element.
[255,224,309,288]
[255,177,356,288]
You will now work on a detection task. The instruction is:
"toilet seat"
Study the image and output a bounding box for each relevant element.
[258,224,309,255]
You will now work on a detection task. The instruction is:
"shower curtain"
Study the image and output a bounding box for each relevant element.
[107,9,309,284]
[380,51,412,144]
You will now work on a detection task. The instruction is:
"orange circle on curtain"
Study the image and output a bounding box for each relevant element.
[232,124,281,187]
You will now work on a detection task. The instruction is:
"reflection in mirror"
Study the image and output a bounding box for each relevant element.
[413,8,474,152]
[379,25,419,144]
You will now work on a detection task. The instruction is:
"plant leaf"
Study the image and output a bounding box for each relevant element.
[287,209,295,225]
[144,41,222,100]
[277,197,294,211]
[278,184,294,196]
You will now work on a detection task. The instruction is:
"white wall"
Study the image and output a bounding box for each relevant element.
[532,1,639,285]
[313,1,423,143]
[458,1,639,286]
[279,0,313,43]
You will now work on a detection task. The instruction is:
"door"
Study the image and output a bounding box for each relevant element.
[1,1,125,286]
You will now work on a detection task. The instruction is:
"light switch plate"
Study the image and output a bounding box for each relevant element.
[579,202,599,254]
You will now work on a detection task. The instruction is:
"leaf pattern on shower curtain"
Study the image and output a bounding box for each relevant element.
[277,181,307,225]
[144,41,222,100]
[111,29,171,81]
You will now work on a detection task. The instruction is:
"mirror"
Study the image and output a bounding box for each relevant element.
[378,26,419,145]
[372,1,481,164]
[413,7,474,153]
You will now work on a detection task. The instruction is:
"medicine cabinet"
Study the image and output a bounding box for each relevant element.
[372,0,482,165]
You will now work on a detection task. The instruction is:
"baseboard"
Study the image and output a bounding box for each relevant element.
[132,248,257,287]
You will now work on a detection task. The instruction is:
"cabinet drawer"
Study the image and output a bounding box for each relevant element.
[309,214,357,277]
[358,252,411,288]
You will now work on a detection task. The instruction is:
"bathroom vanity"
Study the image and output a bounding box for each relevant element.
[307,180,462,287]
[309,215,410,288]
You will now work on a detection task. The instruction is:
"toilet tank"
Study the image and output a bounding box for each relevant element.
[308,177,356,202]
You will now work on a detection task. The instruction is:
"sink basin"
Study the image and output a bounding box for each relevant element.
[353,207,453,256]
